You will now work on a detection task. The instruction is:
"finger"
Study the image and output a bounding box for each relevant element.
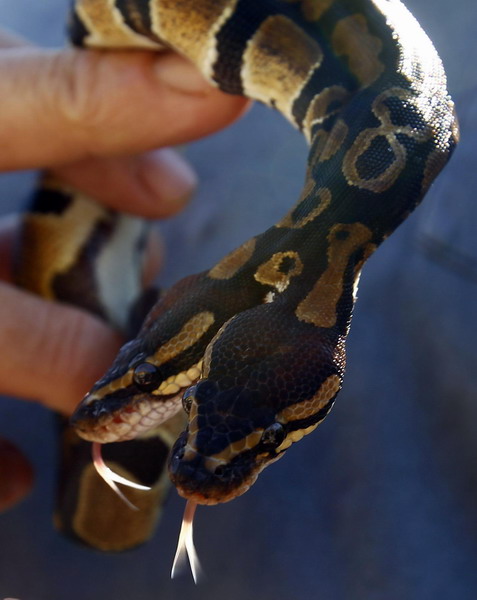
[54,147,197,219]
[0,282,122,415]
[0,439,34,512]
[0,47,250,171]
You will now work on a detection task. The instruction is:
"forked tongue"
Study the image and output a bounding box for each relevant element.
[92,442,151,510]
[93,443,203,581]
[171,500,203,583]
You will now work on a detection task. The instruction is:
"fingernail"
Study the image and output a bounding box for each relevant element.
[154,53,211,94]
[138,149,197,214]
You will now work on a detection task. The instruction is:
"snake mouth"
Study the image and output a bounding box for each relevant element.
[168,433,263,505]
[71,391,183,443]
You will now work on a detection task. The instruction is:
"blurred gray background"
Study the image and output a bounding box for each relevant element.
[1,1,476,599]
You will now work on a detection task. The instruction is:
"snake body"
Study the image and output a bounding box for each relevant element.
[17,0,457,543]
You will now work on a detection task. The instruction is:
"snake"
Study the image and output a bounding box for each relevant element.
[15,0,457,552]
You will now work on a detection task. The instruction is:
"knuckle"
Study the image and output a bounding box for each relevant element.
[47,49,115,153]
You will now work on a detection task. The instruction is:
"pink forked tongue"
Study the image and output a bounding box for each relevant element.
[92,442,151,511]
[171,500,204,583]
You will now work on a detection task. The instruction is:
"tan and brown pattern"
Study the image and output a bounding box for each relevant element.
[76,0,159,47]
[343,87,432,192]
[303,85,350,142]
[317,119,349,162]
[17,193,106,299]
[149,0,238,76]
[241,14,323,123]
[296,223,373,327]
[254,251,304,292]
[278,374,341,423]
[208,238,257,280]
[151,312,215,365]
[81,312,213,415]
[332,14,384,87]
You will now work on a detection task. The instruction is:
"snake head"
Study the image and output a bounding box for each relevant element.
[169,380,286,504]
[70,337,201,443]
[168,307,345,504]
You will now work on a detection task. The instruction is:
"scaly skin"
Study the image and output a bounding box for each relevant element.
[69,0,457,504]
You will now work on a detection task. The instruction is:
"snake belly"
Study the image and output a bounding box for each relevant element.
[63,0,458,507]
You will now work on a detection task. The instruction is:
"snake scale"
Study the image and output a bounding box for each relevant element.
[15,0,457,553]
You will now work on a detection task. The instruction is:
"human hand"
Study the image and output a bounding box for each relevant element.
[0,29,249,511]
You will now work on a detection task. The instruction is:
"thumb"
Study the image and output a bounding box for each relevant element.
[0,46,248,170]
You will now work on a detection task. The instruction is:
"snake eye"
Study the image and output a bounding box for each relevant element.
[133,362,160,391]
[182,385,197,415]
[260,423,286,451]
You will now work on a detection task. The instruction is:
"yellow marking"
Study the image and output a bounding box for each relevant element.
[175,372,193,388]
[277,186,331,229]
[83,372,132,405]
[241,15,323,123]
[275,423,319,452]
[201,315,237,378]
[88,359,197,404]
[88,344,205,409]
[160,382,180,395]
[278,374,341,422]
[303,85,350,142]
[283,0,335,21]
[254,251,304,292]
[205,430,264,469]
[154,372,184,394]
[296,223,372,327]
[208,238,256,280]
[149,0,238,77]
[332,14,384,87]
[17,193,106,298]
[187,364,202,381]
[75,0,159,48]
[343,87,432,192]
[151,312,215,366]
[318,119,349,162]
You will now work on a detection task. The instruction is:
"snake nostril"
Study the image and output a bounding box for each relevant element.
[91,403,109,419]
[214,465,226,480]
